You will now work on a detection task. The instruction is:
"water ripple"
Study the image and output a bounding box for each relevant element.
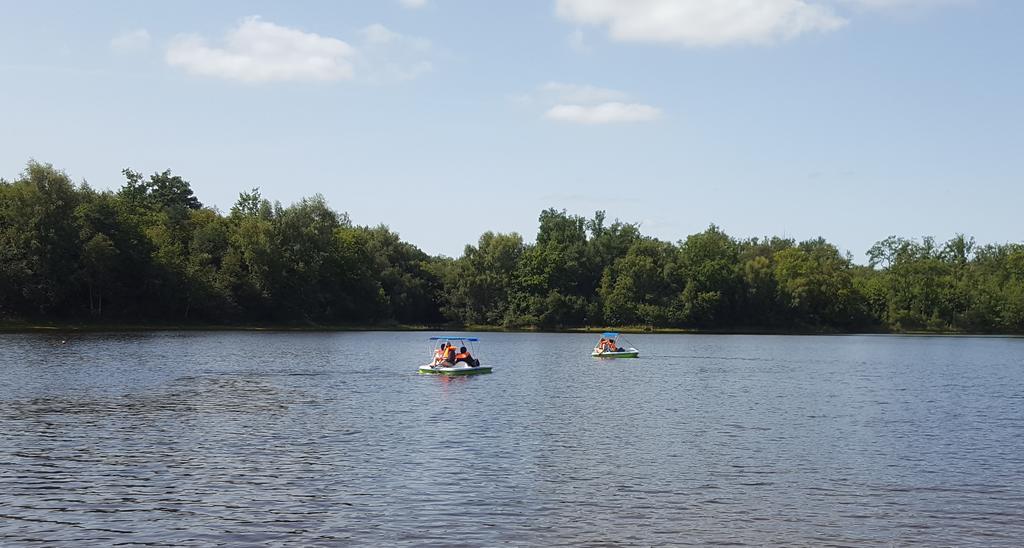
[1,332,1023,545]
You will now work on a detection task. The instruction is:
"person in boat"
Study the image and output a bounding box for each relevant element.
[434,343,458,367]
[433,342,458,365]
[597,338,620,353]
[454,346,479,367]
[433,342,448,365]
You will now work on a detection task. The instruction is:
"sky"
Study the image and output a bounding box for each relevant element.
[1,0,1022,259]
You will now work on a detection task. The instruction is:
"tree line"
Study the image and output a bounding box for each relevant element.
[2,161,1022,332]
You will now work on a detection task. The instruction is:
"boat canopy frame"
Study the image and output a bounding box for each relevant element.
[596,332,637,352]
[427,335,481,364]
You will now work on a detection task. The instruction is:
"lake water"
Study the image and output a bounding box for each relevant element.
[1,331,1023,546]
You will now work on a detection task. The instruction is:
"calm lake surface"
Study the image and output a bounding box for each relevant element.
[2,332,1023,546]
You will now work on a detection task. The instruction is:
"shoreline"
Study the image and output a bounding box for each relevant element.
[1,321,1020,337]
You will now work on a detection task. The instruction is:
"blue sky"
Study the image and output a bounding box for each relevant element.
[1,0,1021,259]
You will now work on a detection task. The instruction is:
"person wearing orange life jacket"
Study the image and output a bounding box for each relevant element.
[433,342,448,365]
[598,338,620,352]
[442,343,457,364]
[454,346,479,367]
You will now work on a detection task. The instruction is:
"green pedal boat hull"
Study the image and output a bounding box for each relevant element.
[418,365,493,375]
[591,350,640,359]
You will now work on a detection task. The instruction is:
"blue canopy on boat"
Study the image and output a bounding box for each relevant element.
[429,336,479,341]
[602,332,619,338]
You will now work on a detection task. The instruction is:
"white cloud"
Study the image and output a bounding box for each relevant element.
[545,102,662,124]
[166,18,430,84]
[166,17,355,83]
[518,82,661,124]
[110,29,151,52]
[400,0,428,8]
[555,0,847,47]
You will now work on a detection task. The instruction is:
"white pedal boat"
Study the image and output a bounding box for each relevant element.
[419,336,492,375]
[591,348,640,359]
[418,361,492,375]
[592,332,640,358]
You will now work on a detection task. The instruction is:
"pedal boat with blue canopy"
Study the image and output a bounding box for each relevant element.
[592,332,640,358]
[419,336,492,375]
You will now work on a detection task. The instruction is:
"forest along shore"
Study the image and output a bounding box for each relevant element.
[2,160,1023,334]
[0,322,1002,336]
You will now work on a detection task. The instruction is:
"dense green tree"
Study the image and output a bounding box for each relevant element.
[360,225,443,324]
[870,236,951,329]
[598,238,676,325]
[270,195,380,322]
[183,208,234,320]
[440,231,525,325]
[508,209,591,326]
[774,239,859,327]
[74,189,156,318]
[672,225,741,326]
[2,159,1023,333]
[0,162,82,316]
[222,188,278,319]
[120,168,201,213]
[79,233,117,316]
